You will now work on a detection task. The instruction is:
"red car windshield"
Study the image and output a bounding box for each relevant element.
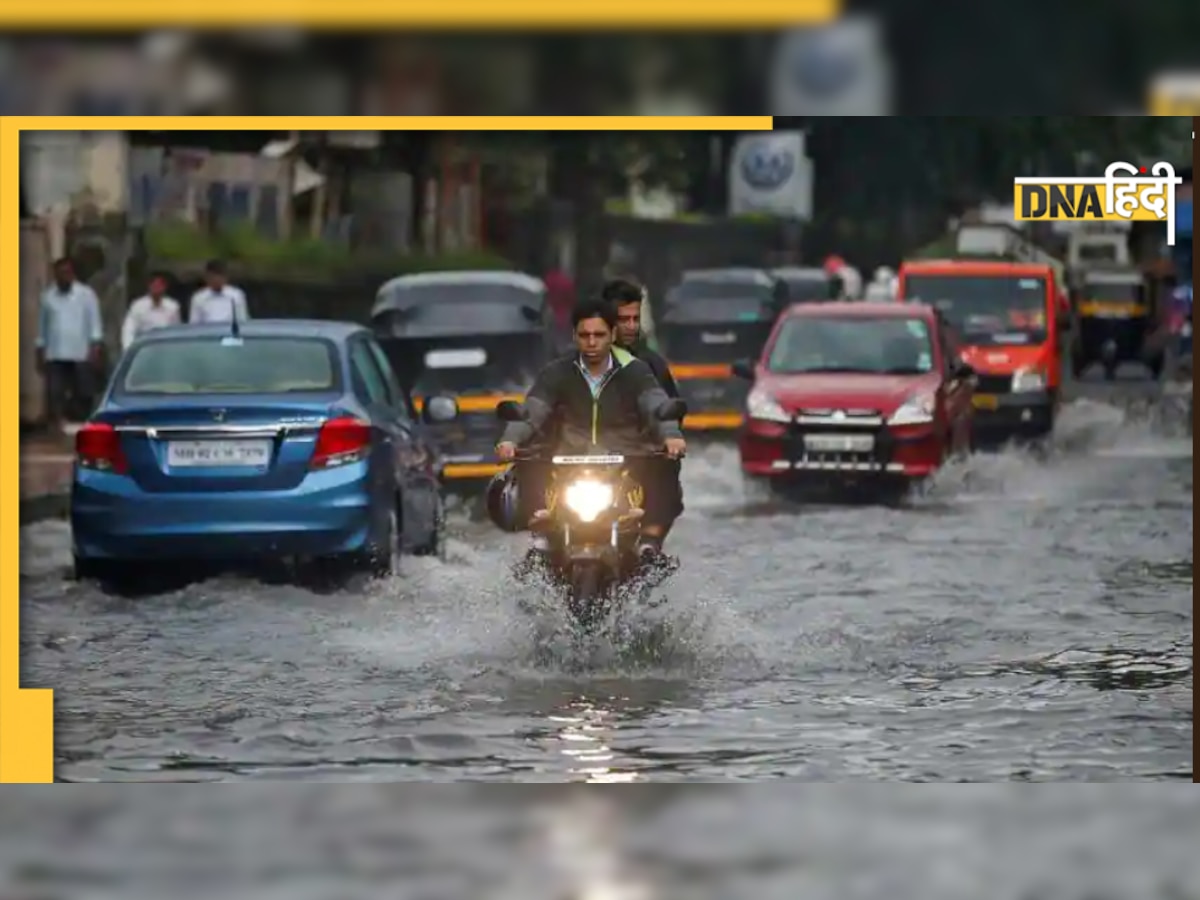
[766,316,935,375]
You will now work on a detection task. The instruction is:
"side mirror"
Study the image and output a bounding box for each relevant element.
[496,400,528,422]
[731,359,755,380]
[422,395,458,424]
[953,360,976,380]
[655,398,688,421]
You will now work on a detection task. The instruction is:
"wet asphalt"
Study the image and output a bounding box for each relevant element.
[16,382,1191,786]
[4,377,1194,898]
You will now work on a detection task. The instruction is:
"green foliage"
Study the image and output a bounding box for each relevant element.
[145,221,512,281]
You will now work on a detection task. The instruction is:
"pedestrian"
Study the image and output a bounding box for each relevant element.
[543,265,576,347]
[36,257,104,429]
[188,259,250,324]
[121,270,182,350]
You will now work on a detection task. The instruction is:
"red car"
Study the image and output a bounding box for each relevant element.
[734,301,976,500]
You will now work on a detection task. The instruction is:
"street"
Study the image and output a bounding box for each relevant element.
[16,394,1192,785]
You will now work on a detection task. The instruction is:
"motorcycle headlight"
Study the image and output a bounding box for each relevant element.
[1011,367,1046,393]
[888,389,935,426]
[562,479,615,523]
[747,388,791,423]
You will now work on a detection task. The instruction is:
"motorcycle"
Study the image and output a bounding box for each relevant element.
[496,397,687,629]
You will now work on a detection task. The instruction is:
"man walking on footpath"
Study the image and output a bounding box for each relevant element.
[188,259,250,324]
[36,257,104,428]
[121,270,182,350]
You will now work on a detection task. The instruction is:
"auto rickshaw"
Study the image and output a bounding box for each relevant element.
[770,266,838,304]
[1071,268,1163,380]
[659,268,782,436]
[370,271,553,493]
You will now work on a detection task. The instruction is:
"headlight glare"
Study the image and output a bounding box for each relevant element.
[888,390,936,426]
[747,388,791,423]
[1011,367,1046,392]
[563,479,615,522]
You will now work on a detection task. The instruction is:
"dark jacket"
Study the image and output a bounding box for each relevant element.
[626,338,680,398]
[500,347,682,455]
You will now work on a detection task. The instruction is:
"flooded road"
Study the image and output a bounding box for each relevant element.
[17,398,1192,784]
[5,396,1194,898]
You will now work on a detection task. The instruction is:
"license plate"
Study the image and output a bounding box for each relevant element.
[972,394,1000,410]
[167,439,272,468]
[803,433,875,453]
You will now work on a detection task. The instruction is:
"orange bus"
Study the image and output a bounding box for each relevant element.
[896,259,1064,444]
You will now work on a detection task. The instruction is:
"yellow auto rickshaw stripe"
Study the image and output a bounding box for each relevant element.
[683,411,744,430]
[669,363,734,380]
[1077,302,1148,317]
[413,394,524,413]
[442,462,508,479]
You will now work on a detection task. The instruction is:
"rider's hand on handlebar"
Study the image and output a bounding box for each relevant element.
[495,441,517,461]
[664,437,687,459]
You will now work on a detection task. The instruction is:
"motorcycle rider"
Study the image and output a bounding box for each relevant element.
[602,277,685,547]
[495,297,687,565]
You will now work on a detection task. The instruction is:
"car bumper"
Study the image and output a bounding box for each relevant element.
[71,464,375,561]
[970,391,1055,442]
[738,418,946,481]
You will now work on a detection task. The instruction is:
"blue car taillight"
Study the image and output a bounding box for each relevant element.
[310,417,371,469]
[75,422,129,474]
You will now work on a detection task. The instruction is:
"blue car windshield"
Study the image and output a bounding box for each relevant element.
[120,337,339,394]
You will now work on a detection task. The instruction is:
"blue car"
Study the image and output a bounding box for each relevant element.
[70,319,460,583]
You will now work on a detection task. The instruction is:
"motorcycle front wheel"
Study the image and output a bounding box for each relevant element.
[567,562,610,630]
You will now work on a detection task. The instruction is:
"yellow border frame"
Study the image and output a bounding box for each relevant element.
[0,0,837,26]
[0,114,773,782]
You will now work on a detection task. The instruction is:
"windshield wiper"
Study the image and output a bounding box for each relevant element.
[880,367,928,375]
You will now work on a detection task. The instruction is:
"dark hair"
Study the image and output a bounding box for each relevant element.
[571,299,617,330]
[148,269,171,283]
[204,259,226,275]
[52,257,73,270]
[601,277,645,307]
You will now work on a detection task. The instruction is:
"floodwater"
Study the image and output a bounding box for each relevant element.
[3,395,1194,896]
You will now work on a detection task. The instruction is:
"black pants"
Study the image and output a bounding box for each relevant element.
[515,457,683,532]
[45,360,94,424]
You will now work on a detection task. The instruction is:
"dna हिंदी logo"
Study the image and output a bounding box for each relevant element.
[1013,161,1185,245]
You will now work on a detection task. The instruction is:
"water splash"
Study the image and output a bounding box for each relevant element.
[921,397,1192,508]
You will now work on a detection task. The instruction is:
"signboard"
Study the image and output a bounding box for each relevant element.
[727,131,813,221]
[768,17,893,116]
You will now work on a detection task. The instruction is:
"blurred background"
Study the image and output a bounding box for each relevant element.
[17,117,1192,426]
[2,0,1200,119]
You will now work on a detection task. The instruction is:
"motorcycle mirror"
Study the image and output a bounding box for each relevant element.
[953,360,976,380]
[655,398,688,421]
[422,394,459,423]
[496,400,528,422]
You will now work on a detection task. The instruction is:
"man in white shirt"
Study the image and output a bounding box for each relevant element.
[121,271,182,350]
[188,259,250,324]
[36,257,104,427]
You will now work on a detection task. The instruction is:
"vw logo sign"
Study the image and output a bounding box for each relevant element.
[786,29,863,100]
[740,139,795,192]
